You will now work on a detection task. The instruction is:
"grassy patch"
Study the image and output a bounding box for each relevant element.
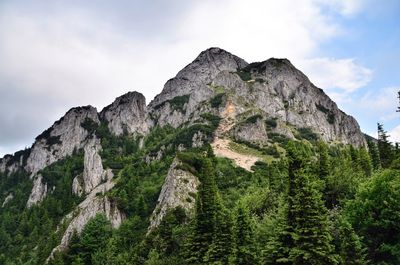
[153,95,190,113]
[244,114,263,124]
[228,141,274,163]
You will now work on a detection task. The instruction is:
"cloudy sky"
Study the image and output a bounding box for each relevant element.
[0,0,399,156]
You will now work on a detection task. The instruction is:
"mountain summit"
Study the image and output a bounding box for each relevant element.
[0,47,371,264]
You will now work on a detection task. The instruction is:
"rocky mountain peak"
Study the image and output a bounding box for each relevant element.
[101,91,149,136]
[148,47,248,109]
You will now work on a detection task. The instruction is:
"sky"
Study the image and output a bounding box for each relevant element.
[0,0,399,156]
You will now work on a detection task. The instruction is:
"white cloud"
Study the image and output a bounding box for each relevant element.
[298,57,372,93]
[318,0,365,16]
[389,125,400,143]
[357,87,400,121]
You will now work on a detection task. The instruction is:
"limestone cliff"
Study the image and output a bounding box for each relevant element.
[101,91,149,136]
[148,47,248,128]
[148,48,366,147]
[26,106,100,176]
[47,179,125,261]
[149,158,199,230]
[0,47,371,254]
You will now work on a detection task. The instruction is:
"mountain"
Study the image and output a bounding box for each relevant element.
[1,48,390,265]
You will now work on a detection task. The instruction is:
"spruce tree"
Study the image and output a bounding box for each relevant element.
[204,203,233,265]
[231,202,258,265]
[187,158,219,264]
[275,141,337,265]
[358,147,372,176]
[377,123,393,168]
[267,141,309,265]
[289,171,338,265]
[338,219,367,265]
[367,140,381,170]
[318,141,330,180]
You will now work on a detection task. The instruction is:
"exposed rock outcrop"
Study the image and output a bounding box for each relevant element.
[26,174,47,207]
[25,106,99,176]
[208,57,366,146]
[47,179,124,262]
[82,137,107,193]
[146,48,366,146]
[149,158,199,230]
[101,91,149,136]
[2,193,14,207]
[233,118,269,145]
[0,149,31,174]
[72,175,84,197]
[148,47,248,128]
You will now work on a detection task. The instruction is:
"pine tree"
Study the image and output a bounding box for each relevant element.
[367,140,381,170]
[231,202,258,265]
[377,123,393,168]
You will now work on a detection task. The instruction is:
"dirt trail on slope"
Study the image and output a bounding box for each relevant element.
[211,100,259,171]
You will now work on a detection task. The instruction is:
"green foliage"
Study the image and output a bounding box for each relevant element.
[316,104,335,124]
[337,218,367,265]
[346,169,400,264]
[154,95,190,113]
[236,69,252,81]
[244,114,263,124]
[318,141,330,180]
[296,127,319,142]
[210,93,225,108]
[187,158,220,263]
[377,123,394,168]
[367,140,381,170]
[0,152,87,264]
[267,132,290,145]
[2,109,397,265]
[231,203,258,265]
[168,95,190,112]
[265,118,278,129]
[268,141,338,264]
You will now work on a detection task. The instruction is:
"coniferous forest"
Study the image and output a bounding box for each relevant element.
[1,117,400,265]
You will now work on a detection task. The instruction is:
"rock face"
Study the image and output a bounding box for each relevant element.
[82,137,107,193]
[0,47,371,256]
[148,47,248,128]
[101,91,149,136]
[25,106,100,176]
[233,118,269,145]
[0,149,31,175]
[146,48,365,146]
[48,179,124,261]
[149,158,200,230]
[26,174,48,207]
[210,59,366,146]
